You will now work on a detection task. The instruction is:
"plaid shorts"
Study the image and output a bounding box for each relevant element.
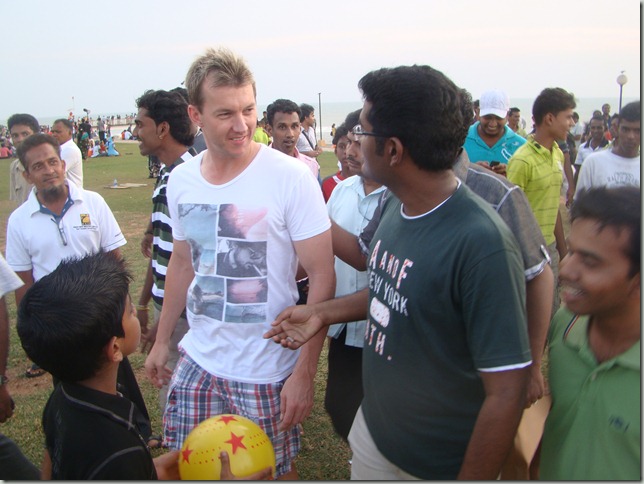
[163,351,300,477]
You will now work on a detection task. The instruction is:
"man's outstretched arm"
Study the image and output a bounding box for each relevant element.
[264,287,369,349]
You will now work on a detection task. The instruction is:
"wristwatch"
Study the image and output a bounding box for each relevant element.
[0,375,8,386]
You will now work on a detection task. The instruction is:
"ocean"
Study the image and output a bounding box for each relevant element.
[286,97,638,146]
[34,97,636,147]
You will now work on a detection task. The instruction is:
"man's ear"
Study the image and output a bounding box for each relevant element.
[265,124,273,137]
[628,272,640,300]
[158,121,170,140]
[389,137,404,166]
[188,104,202,128]
[22,167,32,184]
[105,336,124,364]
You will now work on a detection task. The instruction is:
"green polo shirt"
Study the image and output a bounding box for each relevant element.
[541,308,640,480]
[507,136,563,245]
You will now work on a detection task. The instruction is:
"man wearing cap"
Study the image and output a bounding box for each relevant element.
[463,89,526,176]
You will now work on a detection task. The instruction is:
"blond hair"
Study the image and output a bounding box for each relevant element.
[185,47,256,110]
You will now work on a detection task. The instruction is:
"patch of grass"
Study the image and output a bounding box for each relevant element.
[0,144,350,479]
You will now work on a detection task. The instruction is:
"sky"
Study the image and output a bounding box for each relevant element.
[1,0,641,122]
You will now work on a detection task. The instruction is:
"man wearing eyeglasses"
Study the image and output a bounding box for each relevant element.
[5,133,126,307]
[323,109,385,442]
[266,65,531,479]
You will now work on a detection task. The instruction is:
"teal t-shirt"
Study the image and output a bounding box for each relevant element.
[541,308,641,480]
[464,123,526,164]
[361,184,531,479]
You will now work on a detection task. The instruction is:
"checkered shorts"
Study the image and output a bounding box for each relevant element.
[163,351,300,477]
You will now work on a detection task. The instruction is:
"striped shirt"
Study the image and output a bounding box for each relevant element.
[150,150,195,309]
[507,136,563,245]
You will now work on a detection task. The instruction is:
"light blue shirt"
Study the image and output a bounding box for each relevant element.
[326,175,386,347]
[464,122,526,164]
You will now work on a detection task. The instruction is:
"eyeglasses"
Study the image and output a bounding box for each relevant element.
[51,217,67,246]
[351,124,388,141]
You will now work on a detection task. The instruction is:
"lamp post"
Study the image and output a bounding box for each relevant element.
[616,71,628,113]
[318,92,323,143]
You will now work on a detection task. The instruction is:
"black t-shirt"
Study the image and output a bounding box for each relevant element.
[80,122,92,135]
[43,382,157,479]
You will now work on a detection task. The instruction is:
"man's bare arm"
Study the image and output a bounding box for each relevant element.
[331,220,367,271]
[0,297,14,423]
[144,239,194,388]
[524,265,554,405]
[264,288,369,349]
[138,260,155,348]
[14,270,34,308]
[458,367,529,479]
[278,230,335,431]
[554,210,567,261]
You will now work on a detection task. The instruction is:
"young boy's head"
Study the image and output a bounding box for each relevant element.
[560,186,641,316]
[532,87,576,140]
[17,252,139,383]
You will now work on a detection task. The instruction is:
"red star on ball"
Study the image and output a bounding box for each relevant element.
[218,415,238,425]
[181,445,194,463]
[225,432,247,454]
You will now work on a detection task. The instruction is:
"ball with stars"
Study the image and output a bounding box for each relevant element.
[178,414,276,480]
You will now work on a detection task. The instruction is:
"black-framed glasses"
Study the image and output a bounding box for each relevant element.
[351,124,387,141]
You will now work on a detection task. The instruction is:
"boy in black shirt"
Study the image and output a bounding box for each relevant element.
[17,252,179,479]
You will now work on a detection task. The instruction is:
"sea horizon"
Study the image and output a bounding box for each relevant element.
[27,96,638,147]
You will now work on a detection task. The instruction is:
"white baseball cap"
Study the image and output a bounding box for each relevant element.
[479,89,510,118]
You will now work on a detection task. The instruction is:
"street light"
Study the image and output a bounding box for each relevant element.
[318,92,323,143]
[616,71,628,113]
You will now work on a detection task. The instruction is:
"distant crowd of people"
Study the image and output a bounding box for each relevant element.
[0,46,640,481]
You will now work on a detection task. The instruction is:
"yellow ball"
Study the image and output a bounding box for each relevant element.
[178,414,276,480]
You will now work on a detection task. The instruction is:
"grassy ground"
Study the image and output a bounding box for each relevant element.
[0,143,352,480]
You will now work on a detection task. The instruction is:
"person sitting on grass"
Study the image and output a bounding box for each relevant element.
[107,136,120,156]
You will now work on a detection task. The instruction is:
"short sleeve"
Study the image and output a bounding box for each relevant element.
[5,212,33,273]
[0,254,23,296]
[507,155,531,192]
[496,186,549,279]
[284,170,330,241]
[93,194,127,252]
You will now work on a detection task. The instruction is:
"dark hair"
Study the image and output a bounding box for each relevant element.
[16,133,60,170]
[508,107,521,116]
[7,113,40,134]
[618,100,640,123]
[589,115,605,128]
[571,187,641,277]
[343,110,361,133]
[358,64,465,171]
[572,111,580,121]
[458,89,474,146]
[136,89,195,146]
[17,252,133,382]
[169,86,189,103]
[332,124,349,145]
[53,118,74,131]
[532,87,576,125]
[299,103,314,122]
[266,99,301,126]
